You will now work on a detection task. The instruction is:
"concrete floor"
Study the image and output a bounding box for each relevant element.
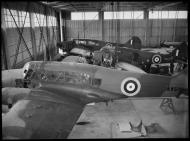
[68,98,188,138]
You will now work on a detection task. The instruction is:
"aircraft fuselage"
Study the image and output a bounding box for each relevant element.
[24,61,171,103]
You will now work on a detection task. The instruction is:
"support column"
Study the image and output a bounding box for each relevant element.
[116,19,120,43]
[144,9,149,46]
[59,11,63,42]
[99,11,104,41]
[116,2,120,43]
[29,12,37,60]
[45,7,50,61]
[83,12,85,38]
[1,8,11,69]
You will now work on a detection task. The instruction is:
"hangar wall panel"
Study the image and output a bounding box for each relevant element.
[65,19,187,47]
[66,20,101,40]
[2,1,59,69]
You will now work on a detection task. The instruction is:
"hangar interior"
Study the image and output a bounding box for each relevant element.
[1,1,188,139]
[1,1,188,69]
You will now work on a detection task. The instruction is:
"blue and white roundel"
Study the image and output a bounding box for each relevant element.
[121,77,141,96]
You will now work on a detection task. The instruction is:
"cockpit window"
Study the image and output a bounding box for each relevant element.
[46,71,58,81]
[88,41,100,46]
[56,72,65,81]
[24,69,34,80]
[74,40,86,45]
[32,70,101,87]
[63,71,91,84]
[23,62,30,77]
[40,72,48,81]
[79,40,86,45]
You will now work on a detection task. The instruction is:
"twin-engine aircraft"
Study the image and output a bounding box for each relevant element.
[2,61,188,139]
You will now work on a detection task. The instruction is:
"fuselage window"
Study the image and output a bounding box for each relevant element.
[41,73,47,81]
[35,70,98,86]
[88,41,96,45]
[36,70,47,81]
[24,68,34,80]
[46,71,58,81]
[79,40,86,45]
[64,71,77,84]
[56,72,65,81]
[92,78,102,87]
[64,71,91,84]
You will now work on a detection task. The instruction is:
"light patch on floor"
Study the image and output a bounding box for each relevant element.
[68,98,188,138]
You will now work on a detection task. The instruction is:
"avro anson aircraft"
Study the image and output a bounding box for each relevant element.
[2,61,188,139]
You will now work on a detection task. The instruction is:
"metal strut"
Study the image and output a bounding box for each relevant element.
[6,2,33,61]
[12,2,30,68]
[35,12,47,48]
[160,98,176,114]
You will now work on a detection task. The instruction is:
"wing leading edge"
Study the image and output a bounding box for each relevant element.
[2,89,85,139]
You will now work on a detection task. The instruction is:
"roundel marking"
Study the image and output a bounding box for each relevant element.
[152,54,161,64]
[121,77,141,96]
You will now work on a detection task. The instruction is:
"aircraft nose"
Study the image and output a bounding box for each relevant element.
[2,69,24,87]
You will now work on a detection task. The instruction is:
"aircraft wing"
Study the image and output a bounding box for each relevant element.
[2,88,85,139]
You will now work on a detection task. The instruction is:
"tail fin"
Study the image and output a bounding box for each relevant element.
[169,66,188,89]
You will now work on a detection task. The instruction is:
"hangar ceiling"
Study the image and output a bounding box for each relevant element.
[40,1,188,11]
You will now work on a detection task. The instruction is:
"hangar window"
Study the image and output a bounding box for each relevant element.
[18,11,30,27]
[104,11,144,19]
[34,13,47,27]
[4,9,18,28]
[49,16,57,26]
[149,11,187,19]
[71,12,99,20]
[3,9,30,28]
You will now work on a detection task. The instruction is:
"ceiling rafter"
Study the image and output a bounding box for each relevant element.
[64,2,78,11]
[148,2,183,10]
[41,1,60,5]
[40,1,187,12]
[46,1,61,5]
[52,4,71,8]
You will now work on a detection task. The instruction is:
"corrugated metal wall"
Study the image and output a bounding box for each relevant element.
[2,2,59,69]
[65,20,101,40]
[7,27,33,68]
[47,9,59,60]
[65,19,188,47]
